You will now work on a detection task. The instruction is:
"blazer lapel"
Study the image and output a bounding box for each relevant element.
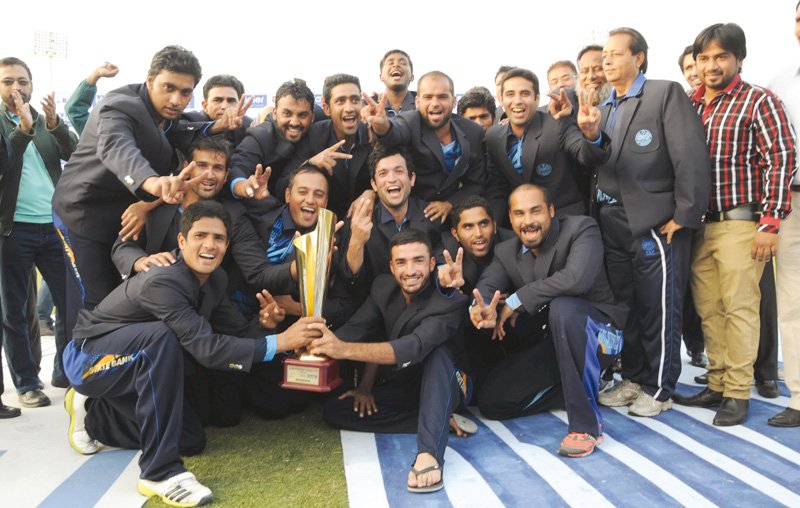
[389,285,430,339]
[532,218,561,281]
[421,124,447,173]
[440,122,471,189]
[521,113,543,182]
[146,205,179,254]
[612,97,641,164]
[492,125,524,187]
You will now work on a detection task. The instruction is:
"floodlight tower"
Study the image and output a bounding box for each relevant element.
[33,30,68,91]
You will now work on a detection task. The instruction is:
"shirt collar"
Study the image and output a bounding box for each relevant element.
[691,73,742,104]
[379,202,411,225]
[280,206,299,233]
[603,72,647,106]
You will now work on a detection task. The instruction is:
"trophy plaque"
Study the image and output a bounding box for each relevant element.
[281,208,343,393]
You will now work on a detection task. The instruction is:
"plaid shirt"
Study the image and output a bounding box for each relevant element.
[691,75,797,233]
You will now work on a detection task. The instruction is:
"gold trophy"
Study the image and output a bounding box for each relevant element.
[281,208,343,392]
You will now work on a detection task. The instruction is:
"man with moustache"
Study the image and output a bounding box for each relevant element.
[678,46,702,92]
[184,74,253,147]
[547,61,579,93]
[673,23,796,426]
[379,49,416,116]
[576,45,612,106]
[470,184,626,458]
[313,229,470,493]
[364,71,486,224]
[457,86,496,130]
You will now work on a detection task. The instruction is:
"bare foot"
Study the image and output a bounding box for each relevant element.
[407,452,441,489]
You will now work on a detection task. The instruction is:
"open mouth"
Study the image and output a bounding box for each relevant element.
[472,238,488,251]
[300,206,316,221]
[520,225,541,238]
[390,69,403,78]
[386,185,402,198]
[342,114,358,127]
[199,252,216,261]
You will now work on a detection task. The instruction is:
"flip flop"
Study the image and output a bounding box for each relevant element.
[450,413,477,435]
[407,463,444,493]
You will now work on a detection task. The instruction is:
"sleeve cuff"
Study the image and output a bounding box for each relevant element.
[505,293,523,311]
[589,132,603,145]
[759,214,781,234]
[230,177,246,200]
[263,334,278,362]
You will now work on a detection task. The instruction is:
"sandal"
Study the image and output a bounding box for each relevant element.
[407,462,444,493]
[450,413,477,435]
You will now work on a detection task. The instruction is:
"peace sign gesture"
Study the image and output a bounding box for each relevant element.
[233,164,272,200]
[140,162,212,204]
[309,139,353,175]
[547,88,573,120]
[257,289,287,330]
[469,288,501,330]
[212,94,254,132]
[361,92,391,136]
[438,248,465,290]
[577,89,601,141]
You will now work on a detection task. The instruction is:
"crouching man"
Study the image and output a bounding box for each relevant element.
[471,184,627,457]
[309,229,469,493]
[62,201,322,507]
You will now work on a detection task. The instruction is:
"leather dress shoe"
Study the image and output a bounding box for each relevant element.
[0,399,21,419]
[756,380,780,399]
[713,397,749,426]
[672,387,722,407]
[767,407,800,427]
[694,372,708,384]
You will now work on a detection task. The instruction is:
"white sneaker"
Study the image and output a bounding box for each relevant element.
[628,391,672,417]
[65,388,99,455]
[138,471,213,507]
[598,379,641,407]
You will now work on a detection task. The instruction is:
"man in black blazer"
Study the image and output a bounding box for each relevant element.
[52,45,247,309]
[379,49,416,116]
[364,71,486,223]
[279,74,372,218]
[471,185,626,458]
[486,67,611,222]
[593,28,711,417]
[61,201,322,506]
[339,145,443,299]
[311,229,469,494]
[183,74,253,147]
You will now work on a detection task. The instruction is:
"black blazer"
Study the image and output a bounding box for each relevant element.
[72,258,261,373]
[441,227,515,296]
[335,274,467,370]
[485,106,610,222]
[110,204,181,278]
[476,214,627,327]
[183,110,253,147]
[53,83,205,243]
[279,120,372,218]
[596,79,711,236]
[377,112,486,204]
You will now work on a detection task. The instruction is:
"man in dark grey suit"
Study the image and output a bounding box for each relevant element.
[311,229,469,494]
[62,201,322,507]
[471,184,626,458]
[364,71,486,224]
[593,28,711,417]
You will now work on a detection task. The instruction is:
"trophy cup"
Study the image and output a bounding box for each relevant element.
[281,208,343,392]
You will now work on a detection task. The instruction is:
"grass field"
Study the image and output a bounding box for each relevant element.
[144,402,349,507]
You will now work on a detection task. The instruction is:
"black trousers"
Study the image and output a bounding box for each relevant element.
[598,205,691,401]
[324,345,463,466]
[63,322,189,481]
[755,259,779,382]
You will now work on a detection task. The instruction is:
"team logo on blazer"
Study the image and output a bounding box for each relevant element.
[536,163,553,176]
[634,129,653,147]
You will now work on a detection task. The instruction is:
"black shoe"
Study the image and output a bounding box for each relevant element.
[51,377,70,389]
[713,397,749,426]
[690,351,708,368]
[756,380,780,399]
[767,407,800,427]
[694,372,708,384]
[0,399,21,419]
[672,387,722,407]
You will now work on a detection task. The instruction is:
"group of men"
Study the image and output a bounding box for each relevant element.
[1,6,799,506]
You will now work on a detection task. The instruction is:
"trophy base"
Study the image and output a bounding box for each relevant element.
[281,356,343,393]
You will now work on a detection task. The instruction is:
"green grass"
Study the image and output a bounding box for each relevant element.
[145,402,348,508]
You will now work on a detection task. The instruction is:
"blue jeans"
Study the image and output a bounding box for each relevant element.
[0,222,76,394]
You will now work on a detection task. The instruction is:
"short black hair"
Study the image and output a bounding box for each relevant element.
[451,195,495,228]
[390,228,432,257]
[275,78,315,110]
[576,45,603,64]
[418,71,454,95]
[692,23,747,62]
[678,45,694,71]
[148,45,202,85]
[510,183,551,209]
[609,27,649,74]
[202,74,244,101]
[495,65,514,81]
[500,67,540,96]
[380,49,414,73]
[187,137,232,167]
[322,73,361,105]
[286,164,329,191]
[368,144,414,178]
[547,60,578,77]
[457,86,496,118]
[180,200,231,239]
[0,57,32,81]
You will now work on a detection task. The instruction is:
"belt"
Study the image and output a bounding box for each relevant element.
[702,204,760,223]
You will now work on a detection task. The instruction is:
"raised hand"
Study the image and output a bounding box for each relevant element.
[87,62,119,85]
[11,90,33,133]
[256,289,286,329]
[577,89,601,141]
[438,248,465,290]
[41,92,59,130]
[347,189,376,218]
[469,288,501,330]
[547,88,573,120]
[350,196,373,245]
[233,164,271,200]
[308,139,353,175]
[361,92,391,136]
[119,199,163,241]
